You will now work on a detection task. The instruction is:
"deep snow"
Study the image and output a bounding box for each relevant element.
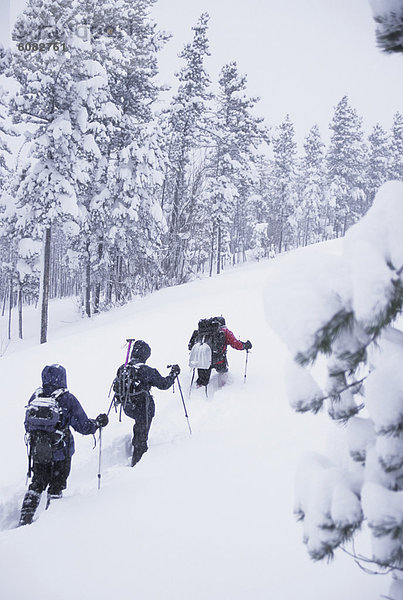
[0,243,386,599]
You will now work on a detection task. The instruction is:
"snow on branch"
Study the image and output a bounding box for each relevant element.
[265,180,403,589]
[294,453,363,561]
[370,0,403,53]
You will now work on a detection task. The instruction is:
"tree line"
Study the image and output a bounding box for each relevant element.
[0,0,402,343]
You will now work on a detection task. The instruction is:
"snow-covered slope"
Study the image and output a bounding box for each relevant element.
[0,245,385,599]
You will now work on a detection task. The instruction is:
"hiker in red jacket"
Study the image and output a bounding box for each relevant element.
[188,316,252,387]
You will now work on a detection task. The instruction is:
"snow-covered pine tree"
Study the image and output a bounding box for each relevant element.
[52,0,168,314]
[7,0,167,327]
[89,0,168,304]
[389,111,403,181]
[298,124,327,246]
[0,43,19,320]
[267,180,403,599]
[327,96,367,237]
[162,13,211,284]
[7,0,88,342]
[0,46,12,196]
[201,61,268,273]
[370,0,403,53]
[247,155,276,260]
[0,169,44,340]
[113,123,167,298]
[270,114,298,252]
[366,122,389,210]
[67,53,114,317]
[0,41,27,338]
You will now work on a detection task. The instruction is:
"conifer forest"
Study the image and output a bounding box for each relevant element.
[0,1,402,343]
[1,3,403,599]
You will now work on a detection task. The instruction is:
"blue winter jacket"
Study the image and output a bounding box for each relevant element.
[27,364,97,461]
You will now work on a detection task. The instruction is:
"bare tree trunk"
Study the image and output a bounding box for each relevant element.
[304,217,310,247]
[18,284,23,339]
[209,225,215,277]
[94,284,100,313]
[116,255,123,302]
[2,287,7,317]
[106,278,112,305]
[343,213,348,236]
[94,241,103,313]
[8,279,13,340]
[278,203,285,254]
[85,244,91,318]
[40,227,51,344]
[216,226,221,275]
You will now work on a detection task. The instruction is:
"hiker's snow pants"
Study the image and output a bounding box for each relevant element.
[123,393,155,466]
[19,457,71,525]
[28,456,72,496]
[196,358,228,386]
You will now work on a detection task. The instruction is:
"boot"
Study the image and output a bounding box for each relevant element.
[46,492,62,510]
[131,443,147,467]
[217,372,228,388]
[19,490,41,526]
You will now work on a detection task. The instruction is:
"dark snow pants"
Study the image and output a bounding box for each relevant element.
[196,359,228,387]
[19,457,71,525]
[123,393,155,466]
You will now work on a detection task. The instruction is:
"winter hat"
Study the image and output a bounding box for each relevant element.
[215,316,226,326]
[131,340,151,363]
[41,364,67,392]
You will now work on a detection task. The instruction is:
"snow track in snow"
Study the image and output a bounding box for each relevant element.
[0,248,386,599]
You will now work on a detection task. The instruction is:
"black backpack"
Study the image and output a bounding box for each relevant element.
[189,318,226,369]
[113,362,147,414]
[24,388,66,464]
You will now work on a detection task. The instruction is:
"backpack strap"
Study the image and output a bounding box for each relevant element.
[114,362,146,411]
[25,388,69,471]
[52,388,67,398]
[128,363,147,395]
[32,387,67,401]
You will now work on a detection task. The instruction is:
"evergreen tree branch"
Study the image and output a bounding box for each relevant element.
[295,309,355,366]
[296,262,403,370]
[19,111,50,124]
[340,544,400,574]
[293,376,367,416]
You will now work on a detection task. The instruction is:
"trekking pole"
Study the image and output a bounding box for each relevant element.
[188,369,195,398]
[177,376,192,435]
[243,350,250,383]
[106,395,115,417]
[244,350,250,384]
[168,365,192,435]
[97,427,102,490]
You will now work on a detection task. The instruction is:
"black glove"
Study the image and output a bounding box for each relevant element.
[243,340,252,351]
[95,413,109,428]
[170,364,181,377]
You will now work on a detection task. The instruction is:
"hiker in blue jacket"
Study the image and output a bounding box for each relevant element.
[113,340,180,467]
[19,364,108,526]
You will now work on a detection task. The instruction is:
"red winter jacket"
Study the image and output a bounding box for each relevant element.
[212,327,244,367]
[222,327,244,351]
